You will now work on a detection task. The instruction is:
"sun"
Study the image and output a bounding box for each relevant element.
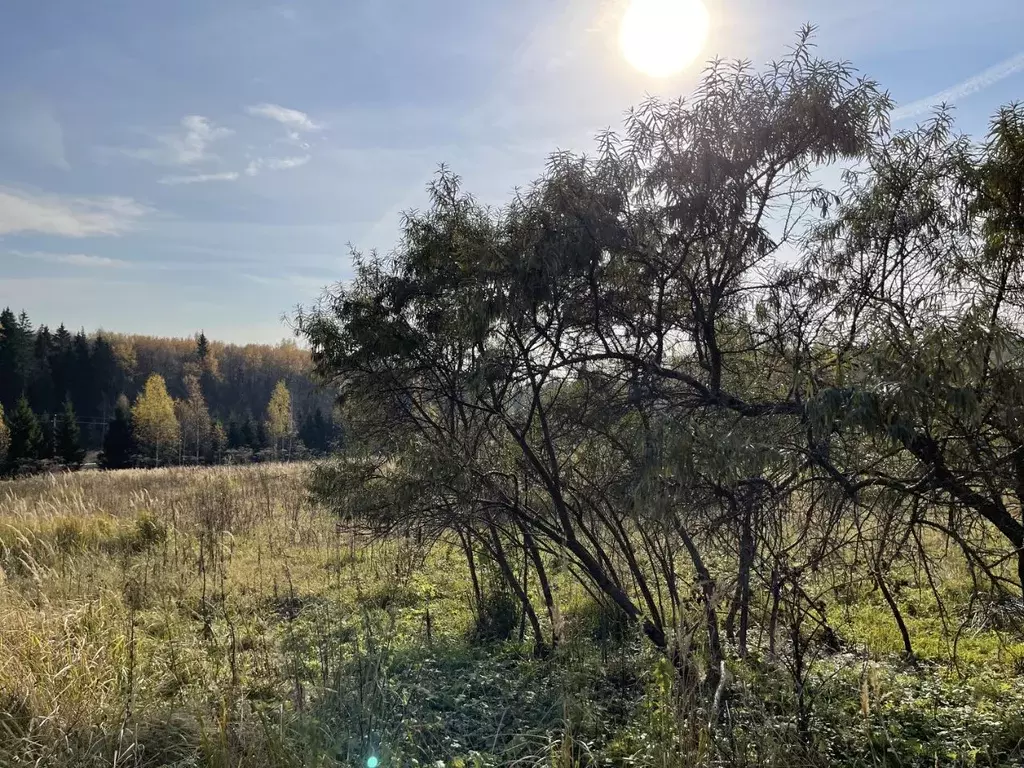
[619,0,710,78]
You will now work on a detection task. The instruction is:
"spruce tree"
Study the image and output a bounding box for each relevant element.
[38,412,56,460]
[56,398,86,468]
[0,403,9,469]
[6,395,42,473]
[100,395,135,470]
[196,331,210,361]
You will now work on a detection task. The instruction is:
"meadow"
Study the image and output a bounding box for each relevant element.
[1,464,1023,767]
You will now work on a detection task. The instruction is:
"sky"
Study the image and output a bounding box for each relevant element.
[1,0,1023,343]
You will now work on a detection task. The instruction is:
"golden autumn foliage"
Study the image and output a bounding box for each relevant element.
[131,374,180,460]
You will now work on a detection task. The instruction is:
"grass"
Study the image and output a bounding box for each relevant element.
[1,464,1023,766]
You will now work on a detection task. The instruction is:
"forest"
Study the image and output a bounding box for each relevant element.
[0,311,341,473]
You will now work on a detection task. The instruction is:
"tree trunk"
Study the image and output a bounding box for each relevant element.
[460,530,484,617]
[523,526,560,648]
[488,522,546,656]
[875,566,913,659]
[672,513,724,685]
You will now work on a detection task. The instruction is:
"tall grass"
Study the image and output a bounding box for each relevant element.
[1,466,1023,766]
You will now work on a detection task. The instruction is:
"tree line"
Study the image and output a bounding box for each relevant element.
[0,313,342,475]
[299,29,1024,730]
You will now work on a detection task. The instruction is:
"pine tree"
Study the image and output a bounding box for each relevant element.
[132,374,180,463]
[265,380,293,458]
[6,395,42,473]
[56,398,86,468]
[100,395,135,469]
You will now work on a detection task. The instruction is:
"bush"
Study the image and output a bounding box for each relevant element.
[471,575,520,644]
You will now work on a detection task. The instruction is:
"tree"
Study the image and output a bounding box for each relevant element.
[176,375,211,461]
[299,407,338,455]
[28,325,55,414]
[70,330,95,418]
[5,395,42,473]
[49,324,74,409]
[265,380,293,458]
[208,420,227,463]
[196,331,210,361]
[0,308,33,412]
[132,374,180,463]
[56,397,86,468]
[299,32,888,672]
[37,412,56,460]
[801,104,1024,596]
[0,403,9,468]
[227,419,246,450]
[100,395,135,469]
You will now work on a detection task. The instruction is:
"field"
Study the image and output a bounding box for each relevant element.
[1,464,1023,767]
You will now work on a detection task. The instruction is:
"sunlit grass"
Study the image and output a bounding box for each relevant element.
[1,465,1023,766]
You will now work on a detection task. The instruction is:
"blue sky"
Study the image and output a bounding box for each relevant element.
[1,0,1022,343]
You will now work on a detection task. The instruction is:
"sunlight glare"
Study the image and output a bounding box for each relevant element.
[619,0,710,78]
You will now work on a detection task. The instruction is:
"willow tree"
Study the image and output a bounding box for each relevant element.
[300,30,891,678]
[802,104,1024,597]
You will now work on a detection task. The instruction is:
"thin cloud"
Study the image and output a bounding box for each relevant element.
[0,187,149,237]
[120,115,234,166]
[245,155,311,176]
[159,171,240,185]
[247,103,321,132]
[11,250,129,268]
[893,51,1024,122]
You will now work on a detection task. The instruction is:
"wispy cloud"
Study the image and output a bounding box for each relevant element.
[244,155,311,176]
[893,51,1024,121]
[120,115,233,166]
[0,187,149,237]
[247,103,321,132]
[11,250,129,268]
[159,171,240,185]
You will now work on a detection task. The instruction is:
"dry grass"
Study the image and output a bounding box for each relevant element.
[3,466,1024,767]
[0,464,479,767]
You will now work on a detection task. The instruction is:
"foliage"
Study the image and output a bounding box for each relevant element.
[4,395,42,474]
[176,374,212,461]
[131,374,180,461]
[100,394,135,469]
[0,309,338,457]
[55,397,85,468]
[265,379,293,456]
[0,403,8,467]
